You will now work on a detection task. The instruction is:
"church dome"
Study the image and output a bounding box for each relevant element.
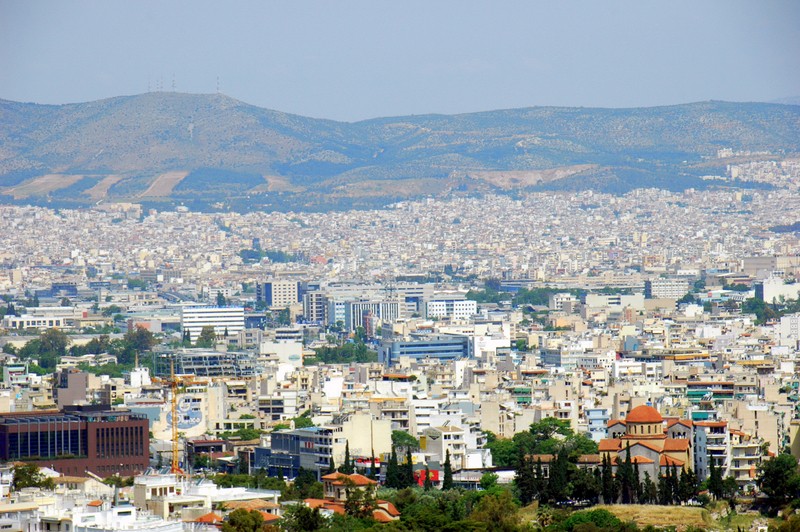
[625,405,663,424]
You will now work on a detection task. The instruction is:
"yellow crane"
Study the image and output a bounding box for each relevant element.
[169,357,183,475]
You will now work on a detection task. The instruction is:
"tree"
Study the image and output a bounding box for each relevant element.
[619,445,634,504]
[124,325,157,354]
[545,450,572,504]
[221,508,264,532]
[385,447,400,489]
[39,328,71,358]
[486,437,518,468]
[571,467,601,504]
[469,489,520,532]
[667,464,680,505]
[442,449,454,490]
[196,325,217,348]
[12,464,55,491]
[402,448,414,488]
[642,471,658,504]
[708,457,723,500]
[391,430,420,450]
[369,449,377,480]
[480,472,499,491]
[343,478,376,518]
[281,503,327,532]
[679,467,698,503]
[423,464,433,491]
[658,474,670,505]
[757,453,800,505]
[280,503,326,531]
[339,440,353,474]
[216,292,227,307]
[601,454,616,504]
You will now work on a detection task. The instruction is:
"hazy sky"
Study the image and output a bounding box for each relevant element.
[1,1,798,121]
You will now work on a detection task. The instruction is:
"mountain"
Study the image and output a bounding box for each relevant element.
[1,93,799,211]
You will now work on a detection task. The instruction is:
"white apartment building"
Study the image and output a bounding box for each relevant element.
[779,314,800,349]
[549,292,578,311]
[644,278,689,299]
[425,299,477,320]
[180,305,245,339]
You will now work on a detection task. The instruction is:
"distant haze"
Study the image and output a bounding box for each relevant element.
[1,0,799,121]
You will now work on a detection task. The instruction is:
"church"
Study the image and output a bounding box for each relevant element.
[599,405,693,479]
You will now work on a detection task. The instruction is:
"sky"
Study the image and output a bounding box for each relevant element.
[1,1,799,122]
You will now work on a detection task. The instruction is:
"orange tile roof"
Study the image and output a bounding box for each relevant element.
[611,455,655,465]
[87,500,103,508]
[373,510,394,523]
[660,455,685,467]
[377,500,401,517]
[322,472,378,486]
[663,439,690,452]
[626,405,663,423]
[257,512,281,522]
[666,419,693,428]
[599,439,623,452]
[195,512,223,524]
[225,499,276,511]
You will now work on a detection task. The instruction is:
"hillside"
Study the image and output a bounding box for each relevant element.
[1,93,798,211]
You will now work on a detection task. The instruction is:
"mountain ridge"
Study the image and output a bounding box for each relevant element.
[1,93,798,211]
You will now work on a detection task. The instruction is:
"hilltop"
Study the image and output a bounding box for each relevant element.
[1,93,798,211]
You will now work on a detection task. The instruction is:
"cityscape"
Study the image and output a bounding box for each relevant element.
[2,1,800,531]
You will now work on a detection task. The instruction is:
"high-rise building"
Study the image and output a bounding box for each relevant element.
[257,280,300,308]
[303,290,328,324]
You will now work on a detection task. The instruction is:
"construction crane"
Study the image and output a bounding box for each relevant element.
[169,357,183,475]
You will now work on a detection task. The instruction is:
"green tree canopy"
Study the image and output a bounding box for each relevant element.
[12,464,55,491]
[757,453,800,505]
[221,508,264,532]
[391,430,420,450]
[196,325,217,348]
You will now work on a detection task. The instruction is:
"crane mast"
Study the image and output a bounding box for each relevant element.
[170,357,183,475]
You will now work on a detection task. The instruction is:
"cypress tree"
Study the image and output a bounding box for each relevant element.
[403,448,415,488]
[668,464,680,505]
[326,456,335,475]
[620,445,633,504]
[386,447,400,488]
[534,458,546,502]
[601,454,615,504]
[658,473,670,505]
[633,459,642,503]
[708,457,723,500]
[424,464,433,491]
[340,441,352,474]
[442,449,454,490]
[515,452,535,504]
[369,449,377,480]
[546,450,571,504]
[643,471,657,504]
[678,467,692,503]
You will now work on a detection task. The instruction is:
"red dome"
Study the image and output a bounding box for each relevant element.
[625,405,663,423]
